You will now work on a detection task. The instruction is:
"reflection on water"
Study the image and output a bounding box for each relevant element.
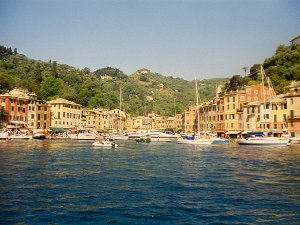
[0,140,300,224]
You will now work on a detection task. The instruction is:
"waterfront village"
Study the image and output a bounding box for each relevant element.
[0,79,299,139]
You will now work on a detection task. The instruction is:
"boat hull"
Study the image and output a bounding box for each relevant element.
[237,138,290,146]
[177,138,213,145]
[92,141,118,147]
[68,133,97,140]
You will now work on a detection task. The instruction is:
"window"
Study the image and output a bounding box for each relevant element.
[38,106,41,110]
[37,122,40,128]
[44,114,47,120]
[37,114,40,120]
[31,114,34,119]
[63,112,65,118]
[274,115,277,122]
[290,110,294,119]
[291,98,294,104]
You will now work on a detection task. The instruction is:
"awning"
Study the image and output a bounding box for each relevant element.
[10,121,27,125]
[226,130,242,135]
[247,132,265,136]
[50,127,67,133]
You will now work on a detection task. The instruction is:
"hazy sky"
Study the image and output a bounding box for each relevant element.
[0,0,299,80]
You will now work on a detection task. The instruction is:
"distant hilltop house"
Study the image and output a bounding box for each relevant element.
[290,35,300,46]
[100,75,113,80]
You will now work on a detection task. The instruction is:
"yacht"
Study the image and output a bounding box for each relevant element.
[67,127,97,140]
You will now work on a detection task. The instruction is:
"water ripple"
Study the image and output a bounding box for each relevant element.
[0,140,300,224]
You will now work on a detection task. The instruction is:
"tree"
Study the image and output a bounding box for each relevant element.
[39,77,63,100]
[0,107,8,128]
[51,61,58,78]
[225,75,245,91]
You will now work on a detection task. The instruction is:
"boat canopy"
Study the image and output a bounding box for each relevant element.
[246,132,264,136]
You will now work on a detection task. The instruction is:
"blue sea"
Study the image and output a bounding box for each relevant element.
[0,140,300,224]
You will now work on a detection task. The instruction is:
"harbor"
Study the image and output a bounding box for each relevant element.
[0,139,300,224]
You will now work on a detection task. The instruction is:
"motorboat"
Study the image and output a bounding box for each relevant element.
[110,132,128,140]
[32,129,47,139]
[92,140,118,148]
[0,130,9,140]
[67,127,97,140]
[237,137,290,146]
[212,138,230,144]
[289,137,300,144]
[146,130,178,142]
[127,130,148,140]
[177,136,214,145]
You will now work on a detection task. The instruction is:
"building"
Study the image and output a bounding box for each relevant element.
[290,35,300,46]
[284,81,300,138]
[0,89,30,128]
[47,98,83,129]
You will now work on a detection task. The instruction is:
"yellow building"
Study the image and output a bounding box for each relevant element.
[48,98,82,129]
[284,81,300,138]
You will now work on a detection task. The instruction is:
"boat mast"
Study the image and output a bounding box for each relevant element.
[195,78,200,135]
[261,65,267,131]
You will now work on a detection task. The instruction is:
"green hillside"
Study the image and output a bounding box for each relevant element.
[0,46,228,116]
[2,43,298,116]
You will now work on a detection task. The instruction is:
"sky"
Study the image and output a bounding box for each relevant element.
[0,0,299,80]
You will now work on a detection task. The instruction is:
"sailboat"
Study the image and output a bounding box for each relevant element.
[110,87,128,140]
[237,65,290,146]
[178,79,214,145]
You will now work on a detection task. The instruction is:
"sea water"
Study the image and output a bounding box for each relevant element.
[0,140,300,224]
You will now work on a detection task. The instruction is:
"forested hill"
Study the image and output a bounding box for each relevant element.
[1,43,299,116]
[0,46,228,116]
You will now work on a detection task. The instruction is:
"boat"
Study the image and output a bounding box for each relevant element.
[289,137,300,144]
[178,79,213,145]
[8,133,31,140]
[32,129,47,139]
[0,130,9,140]
[67,126,97,140]
[92,140,118,148]
[237,137,290,146]
[236,66,291,146]
[110,132,128,140]
[127,130,148,140]
[212,138,230,144]
[146,130,178,142]
[177,136,214,145]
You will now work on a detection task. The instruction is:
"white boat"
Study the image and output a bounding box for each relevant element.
[8,133,32,140]
[289,137,300,144]
[110,132,128,140]
[67,127,97,140]
[92,140,118,148]
[127,130,148,140]
[32,129,47,139]
[178,79,213,145]
[146,131,178,142]
[177,137,214,145]
[237,137,290,146]
[0,130,9,140]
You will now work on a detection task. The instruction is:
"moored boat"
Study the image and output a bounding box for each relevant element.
[237,137,290,146]
[146,130,178,142]
[92,140,118,148]
[67,126,97,140]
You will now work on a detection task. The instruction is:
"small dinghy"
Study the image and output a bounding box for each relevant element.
[92,140,118,148]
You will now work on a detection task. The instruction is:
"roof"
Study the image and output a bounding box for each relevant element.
[290,35,300,42]
[47,98,82,106]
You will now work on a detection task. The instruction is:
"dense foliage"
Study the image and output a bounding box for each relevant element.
[0,46,228,116]
[2,42,296,116]
[225,44,300,93]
